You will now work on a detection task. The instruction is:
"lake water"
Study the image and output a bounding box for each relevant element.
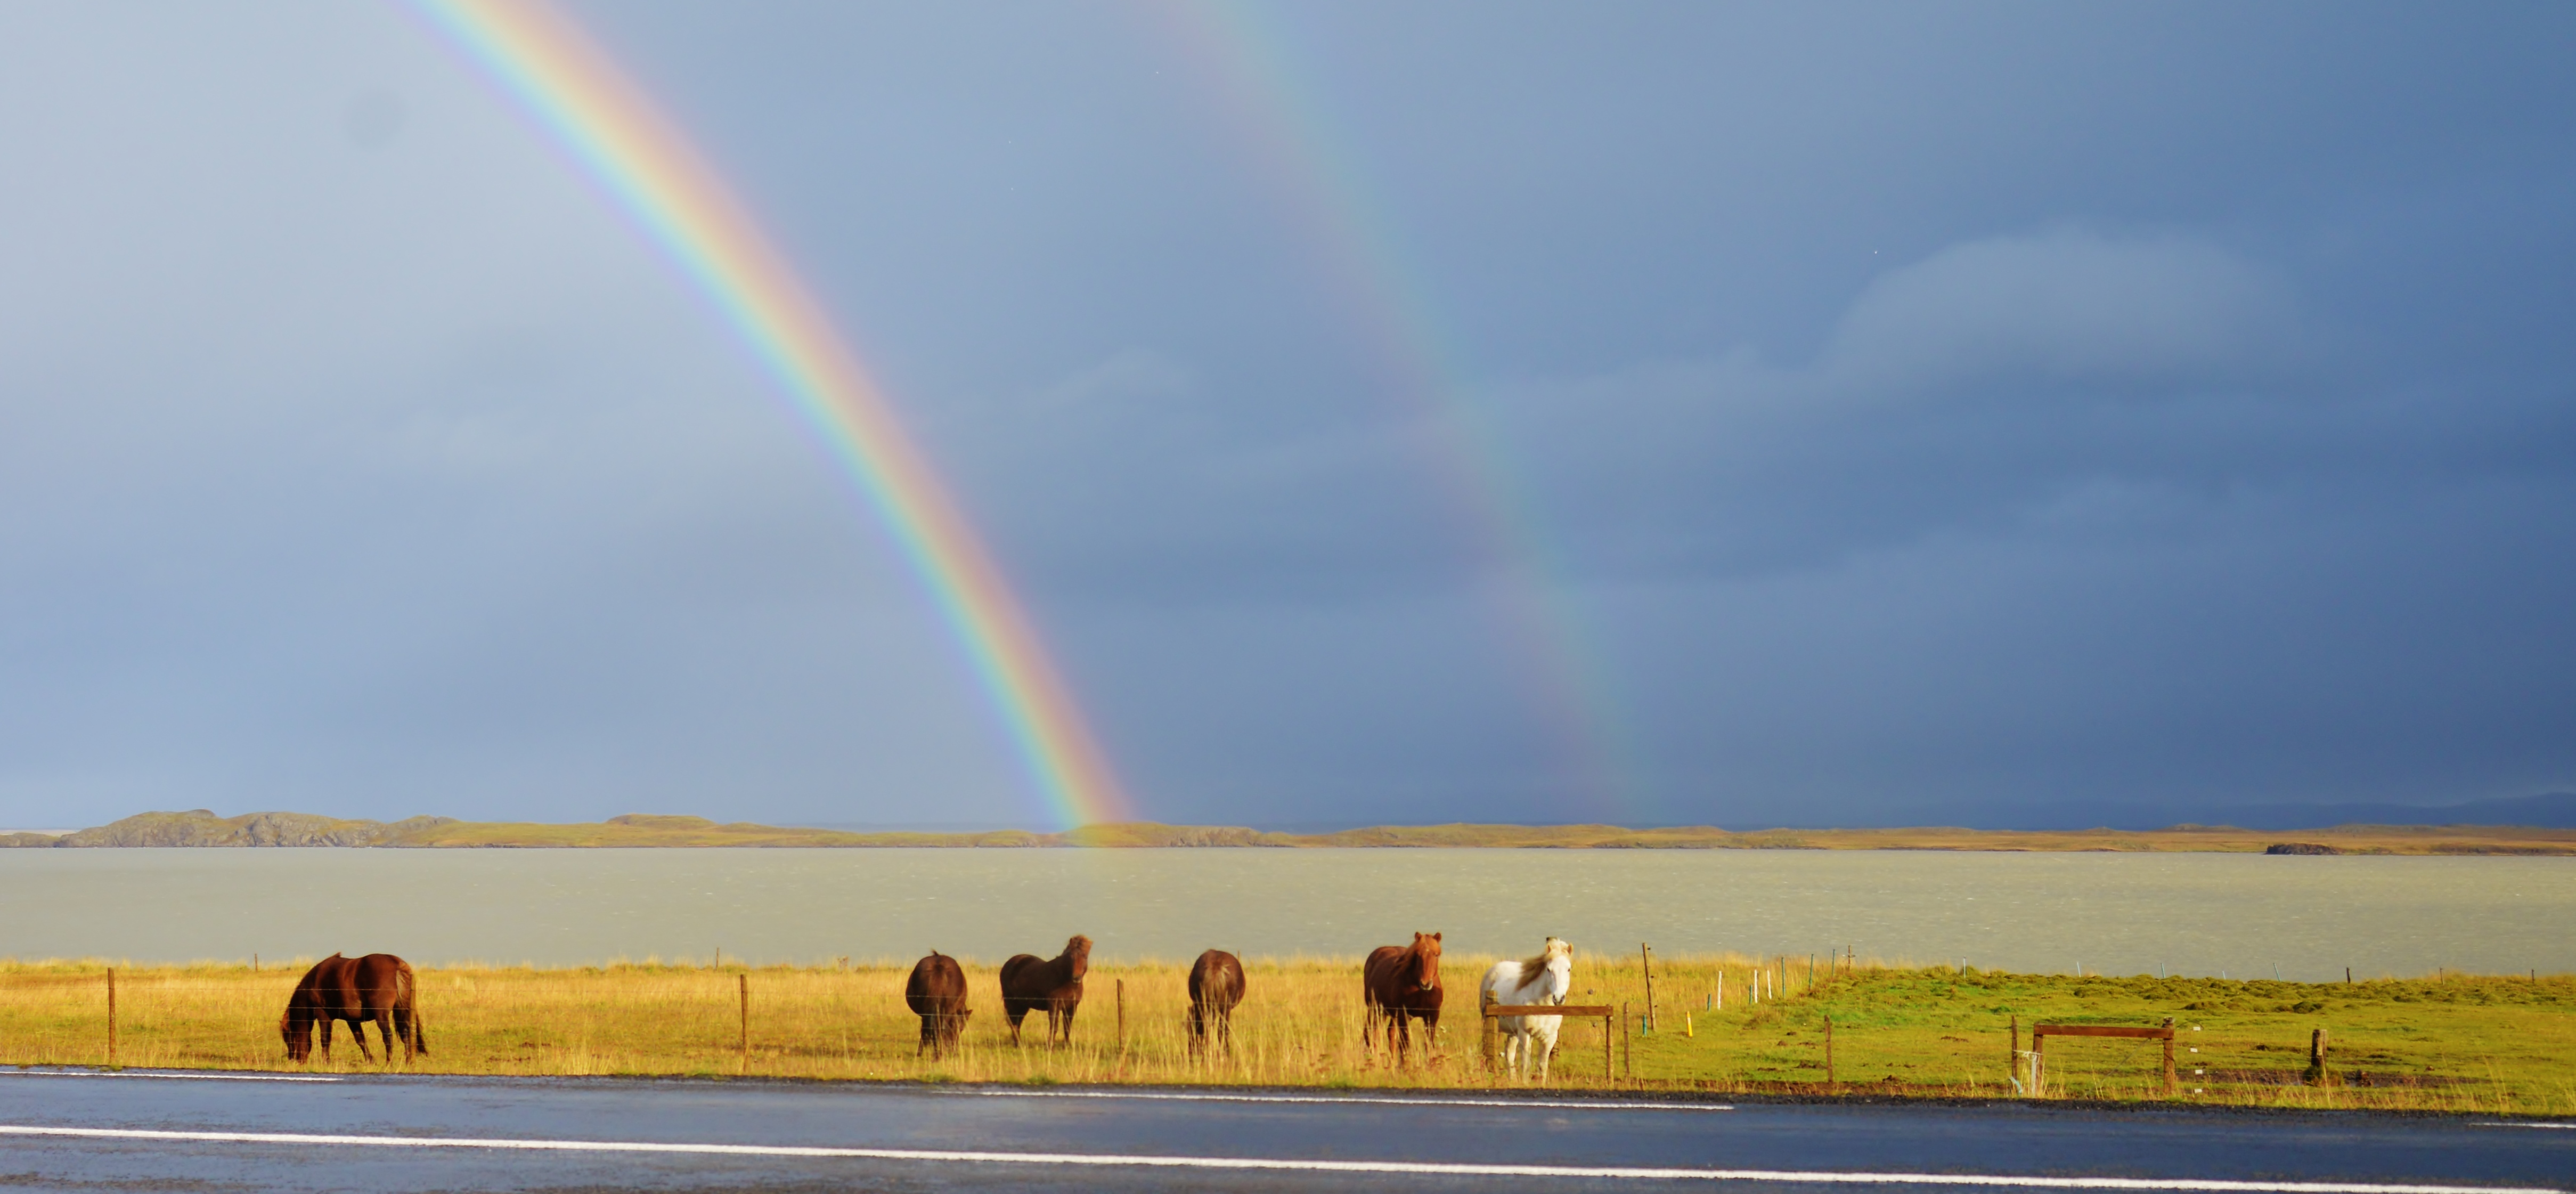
[2,849,2566,979]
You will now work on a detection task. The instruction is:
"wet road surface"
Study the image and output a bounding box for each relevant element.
[0,1068,2566,1192]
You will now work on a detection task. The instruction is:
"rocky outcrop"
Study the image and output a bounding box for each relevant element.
[0,832,62,848]
[2264,842,2341,855]
[53,810,455,847]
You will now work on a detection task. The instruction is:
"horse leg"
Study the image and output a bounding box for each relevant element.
[374,1009,397,1065]
[1056,1002,1075,1048]
[317,1017,333,1063]
[347,1016,377,1064]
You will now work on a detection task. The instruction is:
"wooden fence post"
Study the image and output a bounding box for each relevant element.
[106,968,117,1066]
[738,973,749,1074]
[1480,989,1497,1071]
[1640,944,1654,1032]
[2009,1014,2018,1091]
[1621,1002,1631,1082]
[1603,1010,1612,1081]
[1116,979,1127,1058]
[1824,1014,1834,1089]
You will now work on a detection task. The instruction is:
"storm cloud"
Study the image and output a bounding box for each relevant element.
[1,1,2569,830]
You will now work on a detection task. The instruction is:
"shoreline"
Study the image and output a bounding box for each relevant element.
[7,811,2574,854]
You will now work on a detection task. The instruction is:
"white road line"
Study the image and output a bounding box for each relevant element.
[0,1070,340,1084]
[2477,1123,2576,1130]
[0,1126,2556,1192]
[959,1088,1732,1112]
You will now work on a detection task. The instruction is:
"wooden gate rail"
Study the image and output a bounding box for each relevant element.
[2031,1022,2175,1094]
[1482,1003,1617,1081]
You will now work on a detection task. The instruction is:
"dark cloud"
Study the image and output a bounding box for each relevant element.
[1,2,2570,830]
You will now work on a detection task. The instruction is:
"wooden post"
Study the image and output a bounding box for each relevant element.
[2032,1028,2046,1096]
[1604,1010,1613,1081]
[252,953,258,973]
[1116,979,1127,1058]
[737,973,749,1074]
[2009,1014,2019,1091]
[106,968,117,1066]
[2163,1032,2177,1093]
[1621,1002,1631,1082]
[1480,989,1497,1072]
[1825,1014,1835,1089]
[1640,944,1654,1032]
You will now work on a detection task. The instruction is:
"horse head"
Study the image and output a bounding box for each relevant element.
[1412,931,1442,991]
[279,1006,313,1062]
[1063,935,1093,980]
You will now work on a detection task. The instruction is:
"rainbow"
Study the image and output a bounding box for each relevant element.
[1143,3,1642,816]
[415,0,1130,829]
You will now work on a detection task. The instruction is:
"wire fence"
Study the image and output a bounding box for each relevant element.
[0,957,2548,1109]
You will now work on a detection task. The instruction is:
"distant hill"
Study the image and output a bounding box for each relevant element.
[1869,792,2576,832]
[5,809,2571,854]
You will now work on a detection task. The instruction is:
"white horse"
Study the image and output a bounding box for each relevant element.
[1479,937,1573,1080]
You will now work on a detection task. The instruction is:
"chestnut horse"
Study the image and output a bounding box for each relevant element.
[998,935,1089,1046]
[1187,949,1244,1059]
[281,953,425,1064]
[1362,931,1442,1065]
[904,951,972,1058]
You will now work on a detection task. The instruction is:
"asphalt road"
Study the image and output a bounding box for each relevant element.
[0,1068,2566,1192]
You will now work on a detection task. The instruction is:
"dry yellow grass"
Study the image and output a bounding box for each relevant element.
[3,955,2565,1116]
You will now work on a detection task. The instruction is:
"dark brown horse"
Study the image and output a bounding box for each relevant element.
[904,951,972,1058]
[1363,931,1442,1065]
[1187,949,1245,1059]
[281,953,425,1064]
[998,935,1089,1046]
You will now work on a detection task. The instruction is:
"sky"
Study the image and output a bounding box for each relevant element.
[2,1,2572,833]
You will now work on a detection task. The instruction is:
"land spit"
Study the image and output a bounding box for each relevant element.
[9,809,2574,854]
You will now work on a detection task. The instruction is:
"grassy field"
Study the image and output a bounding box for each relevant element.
[3,954,2566,1115]
[15,809,2574,852]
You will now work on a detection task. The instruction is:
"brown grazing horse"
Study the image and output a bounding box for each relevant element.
[998,935,1089,1046]
[1187,949,1245,1059]
[281,953,425,1064]
[904,951,972,1058]
[1363,931,1442,1065]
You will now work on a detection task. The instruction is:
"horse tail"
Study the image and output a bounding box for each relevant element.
[397,959,428,1055]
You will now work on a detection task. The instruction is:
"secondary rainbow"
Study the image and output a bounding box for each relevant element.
[415,0,1130,829]
[1144,3,1643,817]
